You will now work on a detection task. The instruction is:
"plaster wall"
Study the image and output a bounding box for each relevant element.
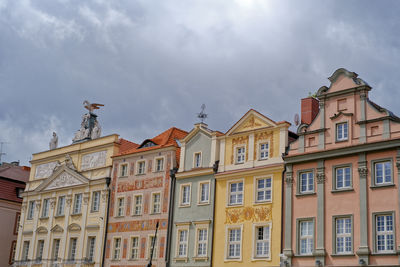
[184,132,212,171]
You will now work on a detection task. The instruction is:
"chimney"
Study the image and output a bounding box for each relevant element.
[301,97,319,125]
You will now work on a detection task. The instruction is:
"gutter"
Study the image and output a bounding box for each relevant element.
[165,167,178,267]
[101,177,111,267]
[210,160,219,266]
[280,167,285,258]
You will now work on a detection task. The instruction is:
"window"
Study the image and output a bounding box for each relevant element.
[14,213,21,235]
[91,191,100,212]
[156,158,164,172]
[336,122,348,141]
[180,184,191,206]
[9,241,16,264]
[69,238,77,260]
[254,225,270,258]
[199,182,210,204]
[56,196,65,216]
[41,199,50,218]
[133,195,143,215]
[87,237,96,262]
[228,181,243,206]
[130,237,139,259]
[299,171,314,193]
[334,166,351,190]
[335,217,352,254]
[177,230,188,257]
[22,241,30,261]
[36,240,44,260]
[16,188,23,198]
[256,177,272,202]
[120,164,128,177]
[27,201,35,220]
[52,239,60,260]
[299,220,313,255]
[375,214,395,253]
[374,161,392,185]
[113,238,121,260]
[152,193,161,214]
[148,236,157,259]
[194,152,202,168]
[236,147,245,164]
[137,161,145,174]
[73,193,82,214]
[259,143,269,160]
[117,197,125,217]
[197,228,208,257]
[227,228,241,259]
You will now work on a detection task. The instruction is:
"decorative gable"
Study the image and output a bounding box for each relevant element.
[226,110,277,136]
[47,171,84,190]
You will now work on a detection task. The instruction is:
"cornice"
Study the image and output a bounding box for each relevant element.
[176,168,214,179]
[215,163,284,179]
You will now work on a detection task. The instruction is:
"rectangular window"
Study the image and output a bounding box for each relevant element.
[227,228,241,259]
[229,181,243,206]
[120,164,128,177]
[335,166,351,189]
[255,225,270,258]
[299,221,313,255]
[300,172,314,193]
[138,161,145,174]
[87,237,96,262]
[69,238,77,260]
[259,143,269,160]
[178,230,188,257]
[152,193,161,214]
[336,122,348,141]
[199,182,210,204]
[41,199,50,218]
[376,214,394,253]
[22,241,30,261]
[91,191,100,212]
[52,239,60,260]
[36,240,44,260]
[194,152,202,168]
[180,184,191,206]
[374,161,392,185]
[73,193,82,214]
[133,195,142,215]
[236,147,245,164]
[56,196,65,216]
[335,217,352,254]
[197,228,208,256]
[14,213,21,235]
[130,237,139,259]
[9,241,16,264]
[156,158,164,172]
[113,238,121,260]
[256,177,272,202]
[117,197,125,217]
[27,201,35,220]
[148,236,157,259]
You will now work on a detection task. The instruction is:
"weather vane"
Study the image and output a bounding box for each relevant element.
[197,104,208,123]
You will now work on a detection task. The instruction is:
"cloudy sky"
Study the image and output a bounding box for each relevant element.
[1,0,400,165]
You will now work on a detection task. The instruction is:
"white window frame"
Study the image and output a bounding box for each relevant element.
[119,163,128,177]
[41,198,50,218]
[91,191,100,212]
[129,235,140,260]
[180,183,191,207]
[374,160,393,185]
[73,193,82,214]
[154,157,165,172]
[151,192,161,214]
[198,181,210,205]
[27,200,35,220]
[252,222,272,260]
[334,166,352,190]
[335,217,352,254]
[193,152,202,168]
[374,213,395,253]
[336,122,348,141]
[298,219,314,255]
[194,225,209,257]
[176,228,189,258]
[225,225,243,261]
[56,196,65,216]
[116,197,125,217]
[235,146,246,164]
[137,161,146,175]
[299,171,314,194]
[87,236,96,262]
[258,142,269,160]
[147,235,158,260]
[227,179,244,206]
[112,237,122,260]
[254,176,272,203]
[132,194,143,216]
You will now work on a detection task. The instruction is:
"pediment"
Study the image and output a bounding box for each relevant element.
[35,165,89,192]
[36,226,48,234]
[317,68,369,96]
[330,112,353,120]
[68,223,81,232]
[51,224,64,233]
[226,109,277,135]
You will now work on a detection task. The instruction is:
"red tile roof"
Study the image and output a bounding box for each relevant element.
[118,138,139,154]
[0,164,29,203]
[0,165,30,183]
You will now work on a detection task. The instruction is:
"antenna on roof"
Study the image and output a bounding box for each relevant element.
[197,104,208,123]
[0,141,9,164]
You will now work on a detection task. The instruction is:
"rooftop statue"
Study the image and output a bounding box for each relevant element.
[72,100,104,143]
[49,132,58,150]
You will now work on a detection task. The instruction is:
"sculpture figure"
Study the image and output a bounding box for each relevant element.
[72,101,104,143]
[83,100,104,113]
[49,132,58,150]
[91,120,102,139]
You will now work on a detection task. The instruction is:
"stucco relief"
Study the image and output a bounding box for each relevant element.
[230,136,249,164]
[254,131,274,159]
[117,176,163,193]
[35,161,58,178]
[225,206,272,224]
[242,116,262,130]
[46,172,83,190]
[316,173,326,184]
[81,150,107,170]
[358,167,368,178]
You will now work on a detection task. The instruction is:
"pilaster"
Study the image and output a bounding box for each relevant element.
[77,191,90,264]
[359,92,367,143]
[315,160,325,266]
[44,197,57,261]
[60,194,72,261]
[318,100,325,150]
[15,202,27,260]
[283,164,293,266]
[396,149,400,264]
[219,139,225,172]
[248,133,255,165]
[28,200,41,260]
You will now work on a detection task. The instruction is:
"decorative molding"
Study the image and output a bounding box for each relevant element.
[101,189,108,203]
[316,173,325,184]
[50,198,56,209]
[242,116,262,129]
[254,131,274,159]
[36,226,48,234]
[81,150,107,170]
[46,171,84,190]
[285,172,294,185]
[66,195,73,207]
[51,224,64,233]
[330,112,353,120]
[35,201,41,210]
[83,192,90,205]
[225,206,271,224]
[68,223,81,231]
[230,136,249,164]
[117,176,163,193]
[358,167,368,179]
[21,203,27,212]
[34,161,58,178]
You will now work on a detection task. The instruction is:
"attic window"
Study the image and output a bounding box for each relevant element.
[16,188,23,198]
[141,141,156,148]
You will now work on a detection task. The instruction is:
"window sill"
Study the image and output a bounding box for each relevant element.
[132,213,142,217]
[111,259,121,261]
[294,254,314,257]
[193,256,208,261]
[54,215,65,218]
[150,212,161,215]
[235,162,245,165]
[227,203,244,208]
[136,173,146,176]
[118,175,128,178]
[251,257,271,261]
[115,215,125,218]
[39,216,49,220]
[331,188,354,193]
[179,204,191,208]
[335,139,349,143]
[197,202,210,206]
[254,200,272,205]
[90,210,99,213]
[331,253,355,257]
[174,257,188,262]
[295,192,316,197]
[370,252,398,256]
[127,258,139,261]
[71,213,82,217]
[370,184,395,189]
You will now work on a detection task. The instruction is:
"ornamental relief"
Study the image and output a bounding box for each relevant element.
[242,116,262,130]
[46,172,83,190]
[225,206,272,224]
[254,131,274,159]
[81,150,107,170]
[35,161,58,178]
[230,136,249,164]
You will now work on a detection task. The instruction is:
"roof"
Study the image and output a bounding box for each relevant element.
[0,164,30,183]
[118,138,139,154]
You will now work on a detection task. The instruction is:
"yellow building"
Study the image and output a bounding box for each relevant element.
[14,134,124,267]
[212,109,294,267]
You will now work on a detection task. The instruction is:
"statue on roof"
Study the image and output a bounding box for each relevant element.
[49,132,58,150]
[72,100,104,143]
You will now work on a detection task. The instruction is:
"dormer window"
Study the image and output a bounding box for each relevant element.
[194,152,202,168]
[336,122,348,141]
[259,143,269,160]
[236,147,245,164]
[16,188,23,198]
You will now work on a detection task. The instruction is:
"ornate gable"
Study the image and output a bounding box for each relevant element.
[226,109,277,135]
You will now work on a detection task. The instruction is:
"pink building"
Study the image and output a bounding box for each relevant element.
[282,68,400,266]
[104,127,187,267]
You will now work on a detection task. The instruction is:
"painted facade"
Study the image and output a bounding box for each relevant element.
[212,109,293,267]
[168,123,221,267]
[104,127,187,267]
[283,68,400,266]
[13,134,123,267]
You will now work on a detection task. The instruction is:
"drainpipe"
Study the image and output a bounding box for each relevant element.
[281,167,286,258]
[165,167,178,267]
[101,177,111,267]
[210,160,219,266]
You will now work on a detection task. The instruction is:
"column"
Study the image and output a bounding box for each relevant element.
[60,194,72,262]
[283,164,293,267]
[356,153,369,265]
[359,92,367,143]
[318,100,325,149]
[315,160,325,266]
[77,191,90,266]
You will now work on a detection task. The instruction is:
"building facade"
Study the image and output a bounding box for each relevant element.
[212,109,293,267]
[104,127,187,267]
[13,134,123,267]
[283,68,400,266]
[168,123,221,267]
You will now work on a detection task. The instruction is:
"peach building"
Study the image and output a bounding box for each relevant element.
[104,127,187,267]
[283,68,400,266]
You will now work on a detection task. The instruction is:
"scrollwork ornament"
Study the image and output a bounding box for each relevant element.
[66,195,73,207]
[50,198,57,209]
[285,173,294,185]
[316,173,325,184]
[358,167,368,179]
[21,203,27,212]
[83,193,90,205]
[101,190,109,203]
[35,202,41,211]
